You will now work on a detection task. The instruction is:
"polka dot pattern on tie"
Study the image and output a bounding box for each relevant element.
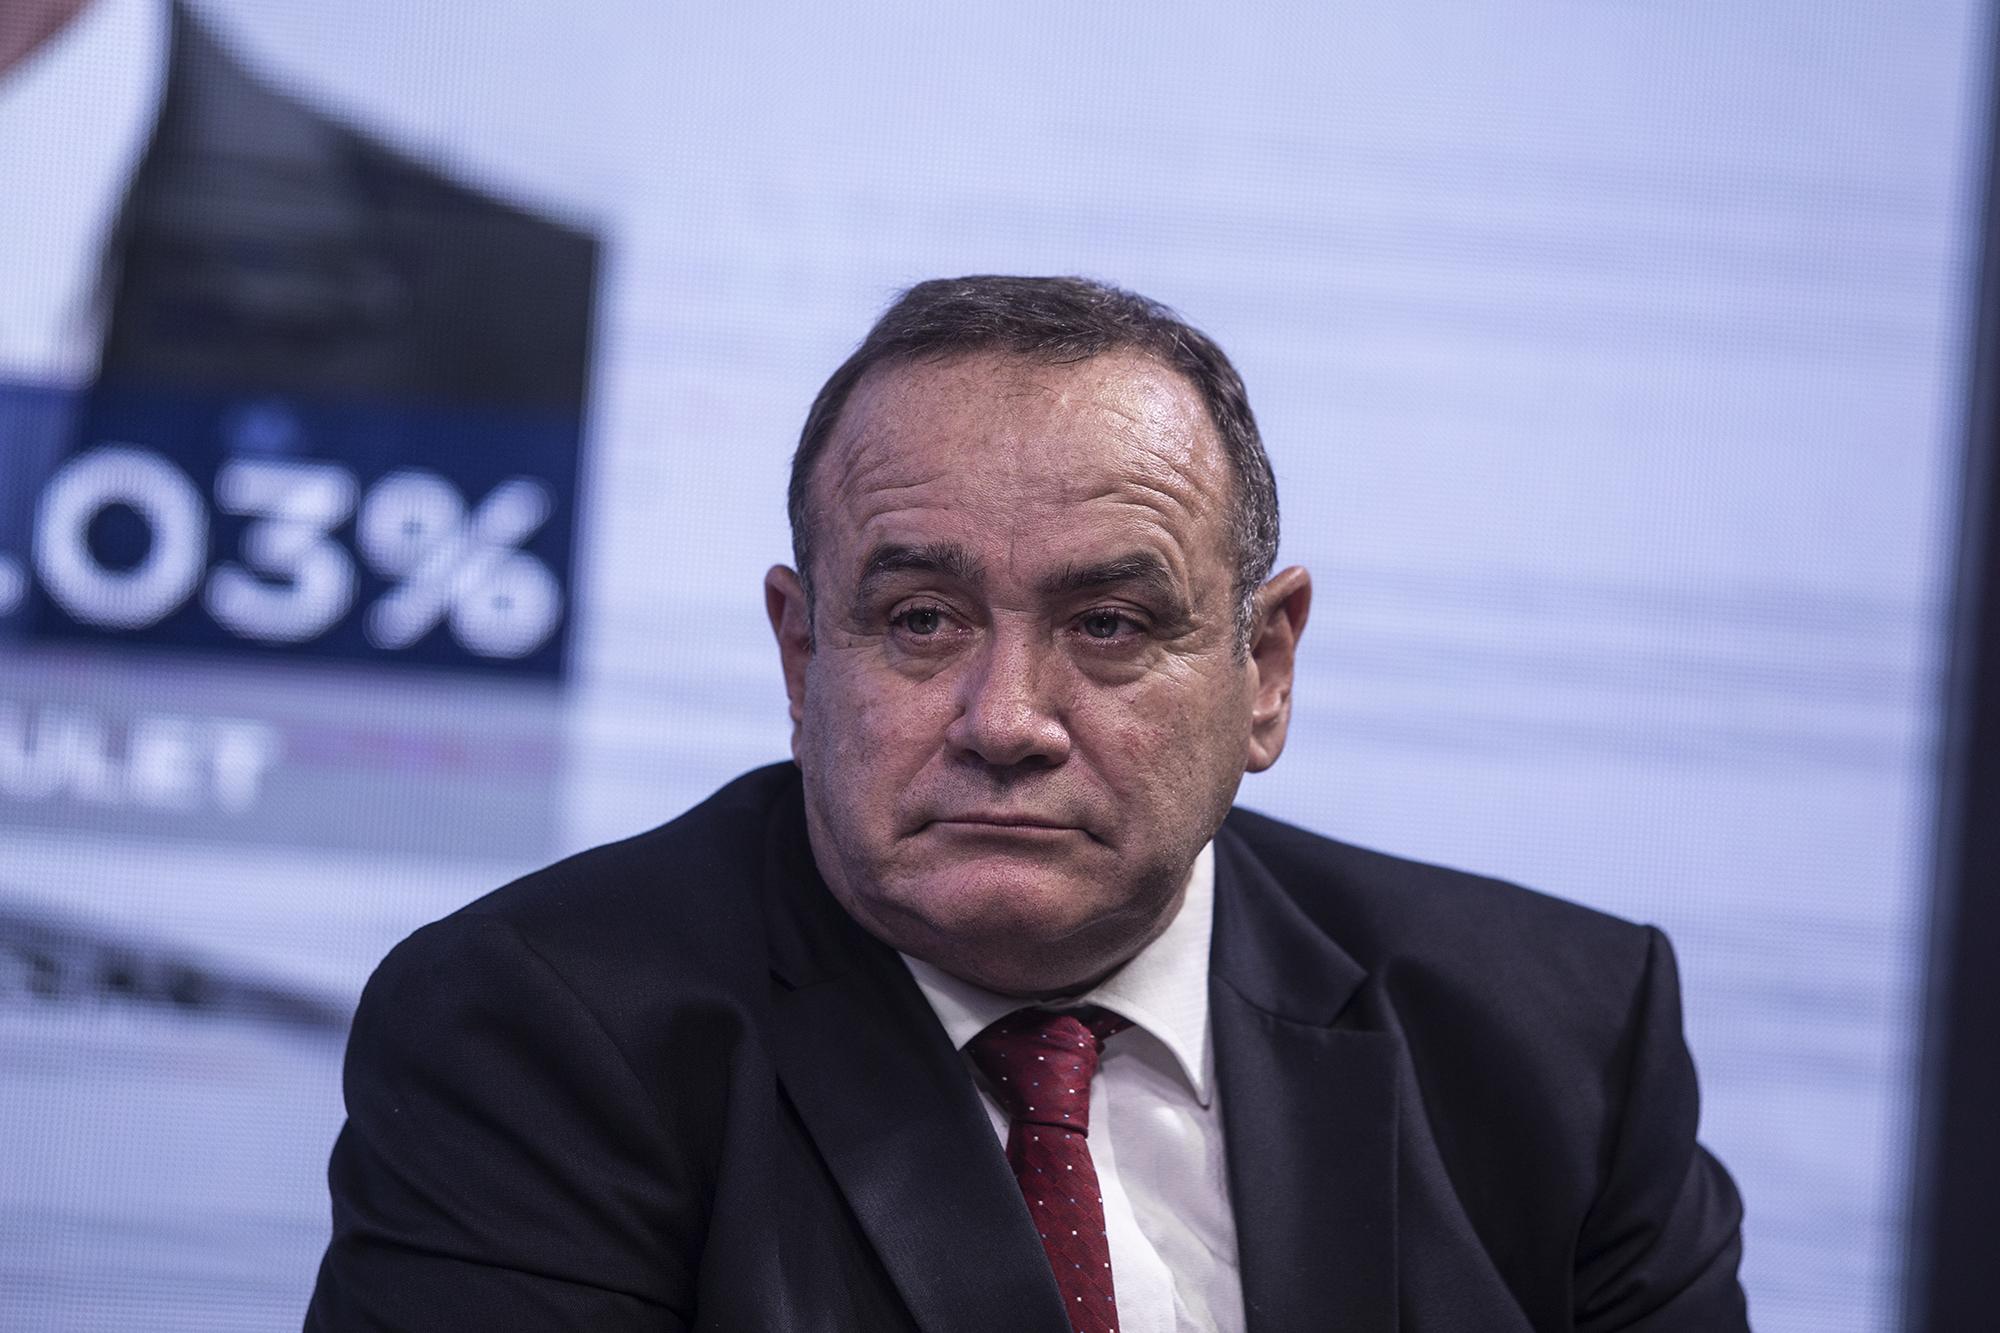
[968,1006,1131,1333]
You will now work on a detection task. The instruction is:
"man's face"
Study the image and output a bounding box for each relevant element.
[767,348,1308,996]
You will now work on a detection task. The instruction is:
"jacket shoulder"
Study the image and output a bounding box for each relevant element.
[119,7,597,406]
[1220,805,1659,1042]
[1224,805,1650,957]
[1217,806,1743,1325]
[422,763,800,985]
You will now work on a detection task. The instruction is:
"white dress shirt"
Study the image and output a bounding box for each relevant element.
[0,0,168,387]
[902,842,1245,1333]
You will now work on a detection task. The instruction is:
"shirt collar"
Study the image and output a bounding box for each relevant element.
[900,840,1216,1106]
[0,0,168,386]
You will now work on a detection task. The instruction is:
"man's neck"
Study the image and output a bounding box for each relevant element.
[901,840,1218,1103]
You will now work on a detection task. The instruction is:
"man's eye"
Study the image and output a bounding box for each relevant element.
[1080,610,1136,640]
[893,607,945,636]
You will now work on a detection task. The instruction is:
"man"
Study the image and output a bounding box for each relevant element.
[307,277,1749,1331]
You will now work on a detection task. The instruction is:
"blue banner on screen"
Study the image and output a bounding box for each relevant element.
[0,384,581,679]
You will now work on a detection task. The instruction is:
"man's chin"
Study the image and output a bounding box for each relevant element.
[898,916,1128,998]
[872,864,1164,991]
[899,877,1106,941]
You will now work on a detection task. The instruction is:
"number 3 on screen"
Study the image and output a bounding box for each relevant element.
[205,458,361,643]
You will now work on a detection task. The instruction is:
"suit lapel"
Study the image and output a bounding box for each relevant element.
[760,792,1070,1333]
[1211,827,1402,1332]
[98,4,408,395]
[1212,825,1539,1333]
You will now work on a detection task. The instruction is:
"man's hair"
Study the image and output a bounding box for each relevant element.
[787,275,1280,641]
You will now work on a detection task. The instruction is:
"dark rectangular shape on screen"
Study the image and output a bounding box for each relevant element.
[1907,26,2000,1327]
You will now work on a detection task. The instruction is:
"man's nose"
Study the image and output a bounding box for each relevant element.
[944,629,1071,769]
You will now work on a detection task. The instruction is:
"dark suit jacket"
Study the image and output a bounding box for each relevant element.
[99,3,597,409]
[305,763,1748,1331]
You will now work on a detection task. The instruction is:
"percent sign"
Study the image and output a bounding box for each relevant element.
[357,470,562,659]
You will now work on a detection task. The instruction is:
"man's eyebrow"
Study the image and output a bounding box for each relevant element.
[1036,553,1183,605]
[856,541,986,593]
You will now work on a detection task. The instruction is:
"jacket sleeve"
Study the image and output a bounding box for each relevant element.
[303,915,696,1332]
[1573,926,1750,1332]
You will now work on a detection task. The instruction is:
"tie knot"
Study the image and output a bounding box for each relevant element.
[966,1006,1129,1133]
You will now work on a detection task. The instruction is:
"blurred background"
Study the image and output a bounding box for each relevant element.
[1,1,1995,1329]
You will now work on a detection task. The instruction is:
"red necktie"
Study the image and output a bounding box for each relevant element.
[968,1006,1132,1333]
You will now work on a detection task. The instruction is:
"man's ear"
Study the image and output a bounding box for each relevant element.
[765,565,813,744]
[1244,565,1312,773]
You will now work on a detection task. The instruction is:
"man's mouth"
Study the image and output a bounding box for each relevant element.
[926,814,1080,833]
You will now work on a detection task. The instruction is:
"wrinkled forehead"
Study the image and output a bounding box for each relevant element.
[808,349,1232,571]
